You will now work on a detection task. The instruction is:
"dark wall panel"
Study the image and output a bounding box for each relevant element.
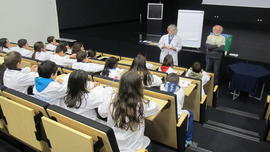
[56,0,140,29]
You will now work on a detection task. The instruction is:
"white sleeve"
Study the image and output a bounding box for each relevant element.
[158,35,165,49]
[98,87,116,118]
[175,37,182,52]
[202,71,210,86]
[144,101,159,117]
[21,67,31,73]
[86,87,114,109]
[87,81,95,89]
[98,93,115,118]
[149,75,162,87]
[146,63,154,70]
[17,68,38,86]
[83,63,104,73]
[63,58,76,67]
[160,83,166,91]
[185,69,192,77]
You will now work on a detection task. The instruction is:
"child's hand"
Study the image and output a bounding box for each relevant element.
[31,65,38,72]
[55,78,64,84]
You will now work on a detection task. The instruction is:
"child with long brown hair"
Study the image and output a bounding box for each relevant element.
[98,71,159,152]
[129,54,162,87]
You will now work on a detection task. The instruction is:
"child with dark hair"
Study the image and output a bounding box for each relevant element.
[158,54,177,74]
[46,36,59,51]
[3,51,38,94]
[87,49,96,59]
[129,54,162,87]
[72,51,104,73]
[0,38,11,53]
[101,57,124,80]
[185,61,210,96]
[32,41,53,61]
[59,41,72,54]
[10,39,33,58]
[63,70,113,121]
[98,71,159,152]
[33,60,69,105]
[71,42,85,54]
[160,73,193,147]
[50,44,76,67]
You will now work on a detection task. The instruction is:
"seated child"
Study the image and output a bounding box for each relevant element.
[46,36,59,51]
[185,61,210,97]
[63,70,114,122]
[3,51,38,94]
[71,42,85,55]
[50,44,76,67]
[0,38,11,53]
[129,54,162,87]
[87,49,96,59]
[72,51,104,73]
[60,41,72,54]
[101,57,124,80]
[33,60,69,105]
[32,41,53,61]
[160,73,193,147]
[158,54,177,74]
[98,71,159,152]
[10,39,33,58]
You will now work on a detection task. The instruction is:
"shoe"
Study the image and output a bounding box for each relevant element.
[185,140,192,148]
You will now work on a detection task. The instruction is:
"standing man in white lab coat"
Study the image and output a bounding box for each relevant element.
[158,24,182,66]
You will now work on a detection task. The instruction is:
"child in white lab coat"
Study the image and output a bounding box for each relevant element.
[3,51,38,94]
[0,38,11,53]
[185,61,210,97]
[33,60,69,105]
[98,71,159,152]
[32,41,53,61]
[63,70,114,121]
[46,36,58,51]
[158,54,177,74]
[101,57,124,80]
[72,51,104,73]
[129,54,162,87]
[10,39,33,58]
[160,73,193,147]
[50,44,76,67]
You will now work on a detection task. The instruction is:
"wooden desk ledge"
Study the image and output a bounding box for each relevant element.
[137,149,148,152]
[183,83,196,97]
[145,95,169,121]
[214,85,219,93]
[267,95,270,103]
[200,95,207,104]
[177,112,188,127]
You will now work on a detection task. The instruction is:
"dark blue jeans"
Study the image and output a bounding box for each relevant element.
[186,110,194,141]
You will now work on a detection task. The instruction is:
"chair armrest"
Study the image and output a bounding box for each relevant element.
[200,95,207,104]
[177,112,188,127]
[137,149,148,152]
[214,85,219,93]
[266,95,270,103]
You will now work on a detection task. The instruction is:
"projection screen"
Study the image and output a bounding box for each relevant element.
[0,0,59,45]
[202,0,270,8]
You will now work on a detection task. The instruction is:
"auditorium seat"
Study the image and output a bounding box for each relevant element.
[0,87,50,151]
[45,105,120,152]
